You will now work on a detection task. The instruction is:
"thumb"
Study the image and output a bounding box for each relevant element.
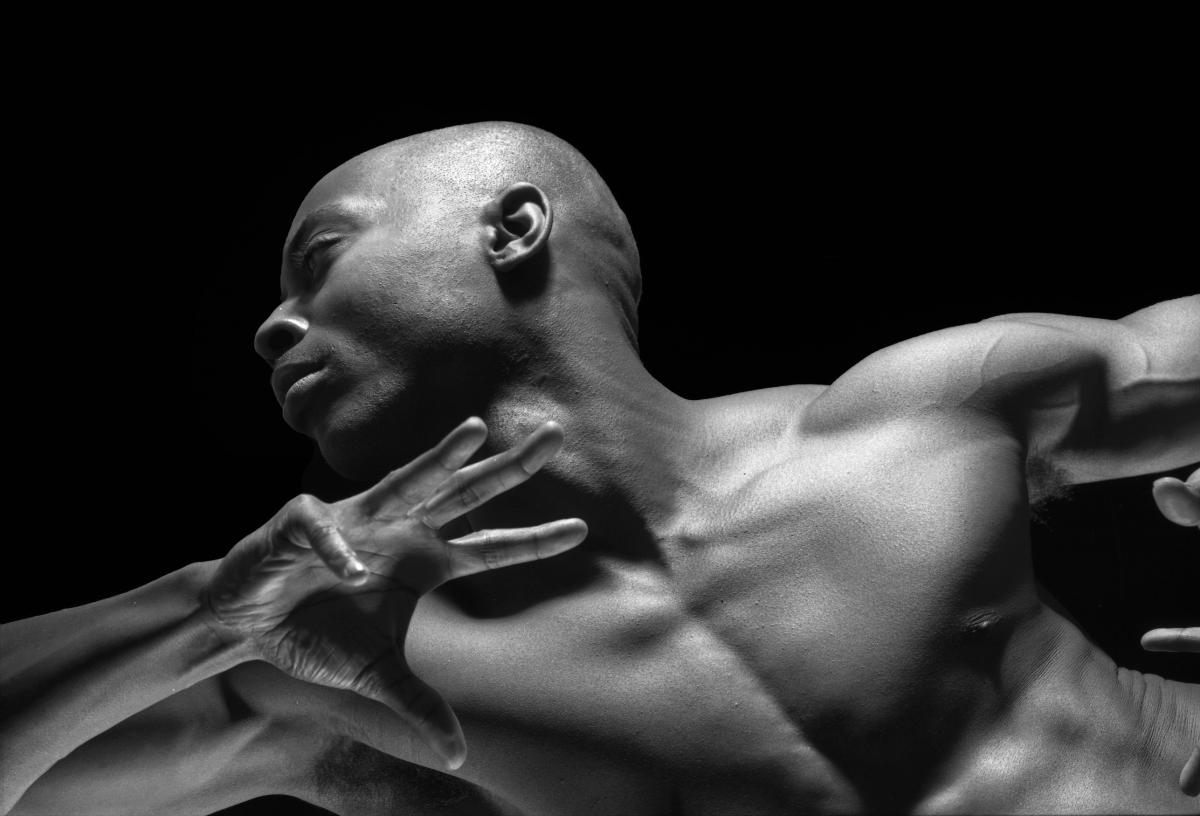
[352,650,467,770]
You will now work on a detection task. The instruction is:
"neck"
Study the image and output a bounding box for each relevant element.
[468,332,704,562]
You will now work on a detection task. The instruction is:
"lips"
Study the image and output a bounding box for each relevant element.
[271,360,323,408]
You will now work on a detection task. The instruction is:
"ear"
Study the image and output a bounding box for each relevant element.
[483,182,553,273]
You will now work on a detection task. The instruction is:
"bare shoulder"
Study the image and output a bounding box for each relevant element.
[797,317,1112,437]
[706,383,829,417]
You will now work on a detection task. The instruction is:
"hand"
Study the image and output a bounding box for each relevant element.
[1151,467,1200,528]
[201,417,586,768]
[1140,467,1199,655]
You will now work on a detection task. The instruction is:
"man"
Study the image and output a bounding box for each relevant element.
[2,122,1197,814]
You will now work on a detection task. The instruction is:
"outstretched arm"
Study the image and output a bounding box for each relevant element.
[1140,467,1199,655]
[978,295,1199,484]
[0,563,247,814]
[804,295,1199,485]
[2,418,582,814]
[1137,466,1200,799]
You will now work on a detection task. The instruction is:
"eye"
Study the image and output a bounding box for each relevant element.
[300,237,338,282]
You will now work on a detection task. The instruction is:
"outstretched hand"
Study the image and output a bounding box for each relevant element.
[1141,466,1200,797]
[1151,467,1200,528]
[201,417,586,768]
[1139,467,1199,656]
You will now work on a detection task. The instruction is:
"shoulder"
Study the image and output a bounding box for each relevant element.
[798,317,1105,437]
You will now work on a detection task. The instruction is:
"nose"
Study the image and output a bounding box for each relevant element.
[254,306,309,365]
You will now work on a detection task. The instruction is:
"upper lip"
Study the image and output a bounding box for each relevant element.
[271,360,323,407]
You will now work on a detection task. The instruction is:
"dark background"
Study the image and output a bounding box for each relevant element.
[4,51,1196,814]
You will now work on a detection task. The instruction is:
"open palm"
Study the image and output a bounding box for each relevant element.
[203,418,586,767]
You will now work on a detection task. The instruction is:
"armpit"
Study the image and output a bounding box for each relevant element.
[1025,453,1074,525]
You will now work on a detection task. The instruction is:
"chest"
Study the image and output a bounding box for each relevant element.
[407,420,1043,811]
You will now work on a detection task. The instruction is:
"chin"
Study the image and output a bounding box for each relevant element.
[314,406,446,484]
[315,425,397,483]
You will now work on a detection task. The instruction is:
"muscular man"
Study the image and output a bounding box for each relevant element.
[3,122,1198,814]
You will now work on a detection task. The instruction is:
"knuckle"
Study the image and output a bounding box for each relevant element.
[457,481,481,508]
[288,493,324,519]
[480,538,505,570]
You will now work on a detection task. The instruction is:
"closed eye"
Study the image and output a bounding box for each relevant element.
[289,235,341,284]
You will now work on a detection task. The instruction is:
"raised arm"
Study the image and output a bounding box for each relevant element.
[1,564,246,814]
[804,295,1200,485]
[978,295,1199,483]
[2,418,584,814]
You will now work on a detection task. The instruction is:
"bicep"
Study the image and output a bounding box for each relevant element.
[802,304,1200,483]
[980,307,1200,482]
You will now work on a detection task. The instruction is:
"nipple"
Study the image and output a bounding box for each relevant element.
[961,609,1003,639]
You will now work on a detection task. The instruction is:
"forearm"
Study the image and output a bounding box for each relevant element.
[9,686,321,816]
[0,560,254,812]
[1006,295,1200,483]
[1102,295,1200,476]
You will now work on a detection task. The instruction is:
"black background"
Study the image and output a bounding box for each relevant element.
[4,46,1197,814]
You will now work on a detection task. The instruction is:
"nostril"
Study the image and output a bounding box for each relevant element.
[266,327,297,357]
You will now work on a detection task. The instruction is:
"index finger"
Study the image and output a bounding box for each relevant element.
[410,422,564,530]
[358,418,489,516]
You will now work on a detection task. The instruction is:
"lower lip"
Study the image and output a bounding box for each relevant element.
[282,371,325,427]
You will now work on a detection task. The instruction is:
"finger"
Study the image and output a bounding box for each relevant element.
[354,651,467,770]
[359,417,489,516]
[444,518,588,579]
[412,422,564,529]
[1140,627,1200,653]
[1152,477,1200,527]
[1181,746,1200,797]
[287,496,369,584]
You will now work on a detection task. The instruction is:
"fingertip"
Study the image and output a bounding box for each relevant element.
[451,418,489,447]
[519,427,565,475]
[535,420,565,446]
[428,726,467,770]
[458,416,488,434]
[444,743,467,771]
[539,519,589,558]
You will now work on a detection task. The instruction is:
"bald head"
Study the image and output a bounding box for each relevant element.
[264,124,649,477]
[344,122,643,345]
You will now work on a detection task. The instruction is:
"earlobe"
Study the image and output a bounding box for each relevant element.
[484,182,552,273]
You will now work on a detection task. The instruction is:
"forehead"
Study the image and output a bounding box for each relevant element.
[285,160,389,246]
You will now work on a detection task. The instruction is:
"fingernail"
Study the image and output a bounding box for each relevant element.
[346,559,367,577]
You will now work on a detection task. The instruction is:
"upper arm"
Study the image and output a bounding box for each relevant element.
[802,296,1200,484]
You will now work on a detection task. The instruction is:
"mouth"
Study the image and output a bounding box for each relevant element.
[271,361,327,428]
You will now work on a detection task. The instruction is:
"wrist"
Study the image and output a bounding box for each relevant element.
[176,560,258,670]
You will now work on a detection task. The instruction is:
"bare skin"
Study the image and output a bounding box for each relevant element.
[5,123,1198,814]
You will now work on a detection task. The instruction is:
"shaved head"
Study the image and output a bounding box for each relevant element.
[339,122,643,346]
[263,123,649,477]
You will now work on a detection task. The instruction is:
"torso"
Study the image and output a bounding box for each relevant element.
[231,385,1198,814]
